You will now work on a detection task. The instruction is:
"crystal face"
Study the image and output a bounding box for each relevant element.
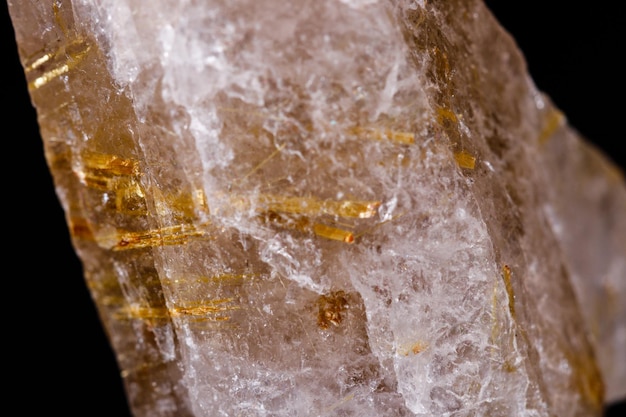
[7,0,626,416]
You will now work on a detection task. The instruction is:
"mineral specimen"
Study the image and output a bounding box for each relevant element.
[7,0,626,416]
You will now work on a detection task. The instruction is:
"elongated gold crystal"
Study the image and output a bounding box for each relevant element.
[255,194,381,219]
[454,150,477,170]
[349,126,416,145]
[117,298,240,321]
[102,223,208,251]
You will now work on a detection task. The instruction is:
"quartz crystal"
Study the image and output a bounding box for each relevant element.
[7,0,626,416]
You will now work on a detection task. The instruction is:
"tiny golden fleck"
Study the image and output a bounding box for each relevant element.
[317,291,348,329]
[398,340,428,356]
[436,106,458,124]
[503,360,517,373]
[411,341,427,355]
[69,217,94,241]
[454,150,476,169]
[538,109,564,145]
[313,223,355,244]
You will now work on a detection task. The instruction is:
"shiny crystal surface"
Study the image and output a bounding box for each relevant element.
[7,0,626,416]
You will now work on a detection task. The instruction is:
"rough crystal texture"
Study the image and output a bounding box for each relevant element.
[7,0,626,416]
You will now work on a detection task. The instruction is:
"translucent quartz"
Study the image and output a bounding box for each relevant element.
[8,0,625,415]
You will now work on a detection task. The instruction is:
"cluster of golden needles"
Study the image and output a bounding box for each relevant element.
[25,37,92,90]
[70,112,479,250]
[69,122,420,249]
[26,31,481,252]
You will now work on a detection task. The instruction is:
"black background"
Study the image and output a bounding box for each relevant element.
[3,1,624,415]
